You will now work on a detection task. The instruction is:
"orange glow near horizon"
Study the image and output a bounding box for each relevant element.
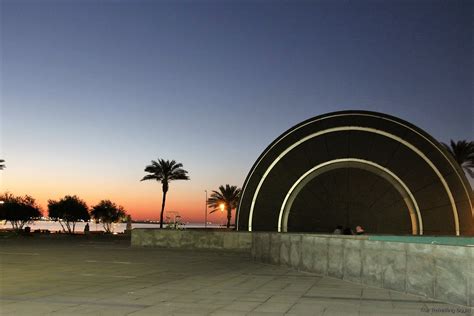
[3,188,234,224]
[2,169,241,224]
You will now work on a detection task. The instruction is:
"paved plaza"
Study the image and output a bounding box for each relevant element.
[0,237,471,315]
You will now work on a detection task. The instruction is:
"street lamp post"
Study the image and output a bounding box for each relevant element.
[204,190,208,229]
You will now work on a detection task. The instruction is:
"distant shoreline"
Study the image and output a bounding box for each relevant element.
[0,220,227,233]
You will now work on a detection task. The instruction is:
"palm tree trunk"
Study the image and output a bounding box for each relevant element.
[160,192,167,228]
[226,207,232,228]
[160,182,168,229]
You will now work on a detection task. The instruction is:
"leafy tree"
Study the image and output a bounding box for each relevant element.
[0,192,42,230]
[0,159,5,170]
[442,140,474,178]
[141,159,189,228]
[207,184,241,228]
[48,195,90,233]
[91,200,127,233]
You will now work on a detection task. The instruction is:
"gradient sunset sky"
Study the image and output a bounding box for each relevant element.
[1,0,472,223]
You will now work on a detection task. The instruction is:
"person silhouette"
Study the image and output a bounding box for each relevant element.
[84,222,90,234]
[343,227,353,235]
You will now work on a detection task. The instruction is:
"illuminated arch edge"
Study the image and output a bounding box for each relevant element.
[277,158,422,235]
[244,126,460,235]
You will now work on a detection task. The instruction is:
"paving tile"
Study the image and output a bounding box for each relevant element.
[252,302,294,313]
[219,301,261,312]
[361,288,391,300]
[359,300,395,311]
[210,311,247,316]
[286,303,325,315]
[265,294,300,304]
[238,293,273,302]
[247,312,286,316]
[322,306,360,316]
[1,302,78,315]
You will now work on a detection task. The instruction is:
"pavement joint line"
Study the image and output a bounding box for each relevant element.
[285,298,299,314]
[0,252,40,255]
[78,244,130,250]
[84,260,133,264]
[92,246,131,250]
[242,273,323,279]
[80,273,137,278]
[301,294,437,303]
[0,296,152,308]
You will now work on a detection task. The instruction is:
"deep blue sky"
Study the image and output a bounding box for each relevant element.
[1,0,472,220]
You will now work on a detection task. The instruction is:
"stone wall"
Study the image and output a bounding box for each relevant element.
[131,229,252,252]
[251,232,474,307]
[131,229,473,307]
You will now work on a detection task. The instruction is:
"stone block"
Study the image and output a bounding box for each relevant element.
[383,241,406,251]
[469,247,474,307]
[250,233,259,259]
[301,235,316,272]
[434,245,469,306]
[407,242,433,255]
[270,233,281,264]
[131,229,143,247]
[252,233,271,261]
[180,231,197,248]
[406,243,435,298]
[152,229,169,247]
[327,237,344,278]
[261,233,272,262]
[223,232,239,249]
[210,232,225,249]
[361,241,383,287]
[280,234,291,266]
[238,233,252,250]
[313,236,328,275]
[343,239,362,283]
[289,234,302,268]
[138,229,152,246]
[166,230,182,247]
[381,246,407,292]
[195,232,211,249]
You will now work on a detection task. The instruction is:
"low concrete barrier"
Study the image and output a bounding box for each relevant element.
[131,229,473,307]
[131,228,252,252]
[251,232,474,307]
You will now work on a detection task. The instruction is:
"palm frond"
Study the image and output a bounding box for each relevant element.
[207,184,241,212]
[443,140,474,178]
[141,158,190,183]
[466,168,474,178]
[140,174,160,182]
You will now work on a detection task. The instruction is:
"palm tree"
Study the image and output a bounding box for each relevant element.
[207,184,241,228]
[442,140,474,178]
[141,159,189,228]
[0,159,5,170]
